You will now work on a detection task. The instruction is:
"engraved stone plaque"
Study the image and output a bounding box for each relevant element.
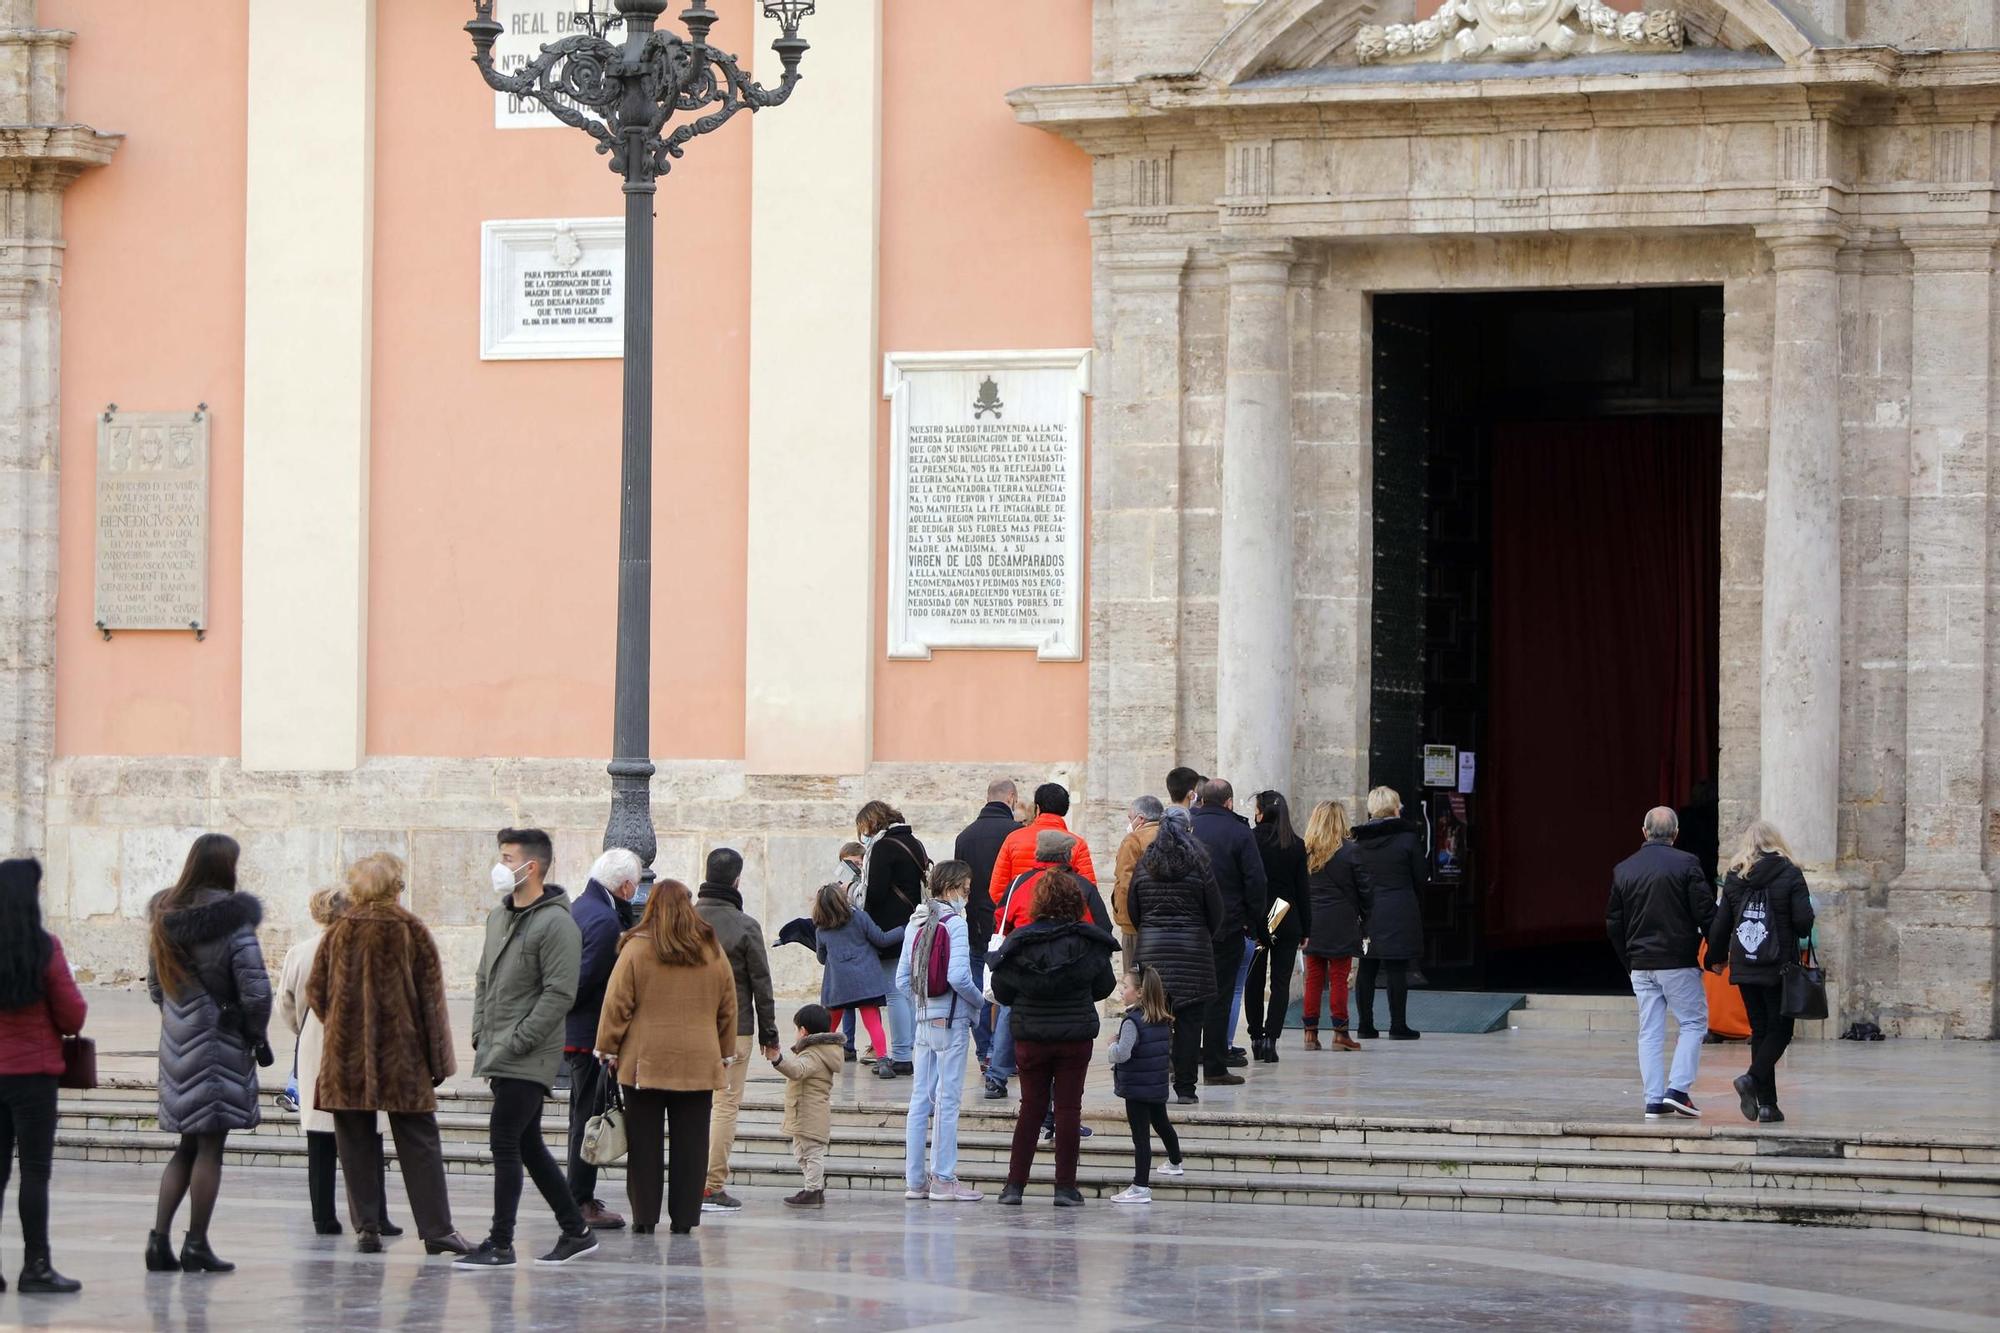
[481,217,624,361]
[884,350,1091,661]
[93,408,210,633]
[490,0,610,131]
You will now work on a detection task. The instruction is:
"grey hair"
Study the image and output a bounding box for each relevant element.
[1642,808,1680,844]
[588,847,644,892]
[1130,794,1164,821]
[1034,829,1077,863]
[987,778,1019,803]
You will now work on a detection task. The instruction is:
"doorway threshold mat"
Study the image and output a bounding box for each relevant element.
[1285,990,1527,1035]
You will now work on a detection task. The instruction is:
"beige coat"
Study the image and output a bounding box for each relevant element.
[772,1033,846,1144]
[1113,821,1161,931]
[593,939,737,1092]
[277,932,380,1135]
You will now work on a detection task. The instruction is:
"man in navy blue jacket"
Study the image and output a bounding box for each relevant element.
[1190,780,1268,1087]
[564,848,641,1229]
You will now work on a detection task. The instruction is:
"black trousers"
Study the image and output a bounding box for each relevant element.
[1168,1001,1204,1098]
[488,1077,585,1246]
[1246,917,1302,1042]
[564,1051,610,1206]
[308,1128,394,1230]
[0,1073,57,1252]
[333,1109,455,1241]
[1124,1099,1180,1187]
[1738,981,1795,1107]
[1356,957,1410,1033]
[622,1087,711,1232]
[1202,934,1246,1074]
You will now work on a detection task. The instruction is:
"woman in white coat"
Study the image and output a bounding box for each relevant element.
[278,887,400,1237]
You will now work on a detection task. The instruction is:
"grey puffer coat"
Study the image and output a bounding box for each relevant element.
[146,888,271,1134]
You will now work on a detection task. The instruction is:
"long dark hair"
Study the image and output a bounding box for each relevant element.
[0,859,52,1010]
[1137,808,1211,882]
[1255,790,1297,849]
[148,833,240,999]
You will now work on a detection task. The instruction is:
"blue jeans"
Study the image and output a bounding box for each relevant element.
[1225,933,1255,1047]
[840,1006,856,1051]
[1631,967,1708,1103]
[881,955,914,1063]
[988,1005,1016,1082]
[906,1020,972,1188]
[969,955,994,1062]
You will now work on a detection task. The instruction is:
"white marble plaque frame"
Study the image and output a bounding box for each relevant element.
[93,408,211,633]
[884,349,1091,661]
[490,0,610,131]
[481,217,624,361]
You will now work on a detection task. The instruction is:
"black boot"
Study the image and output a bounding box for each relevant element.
[18,1248,82,1295]
[179,1234,235,1274]
[144,1230,180,1273]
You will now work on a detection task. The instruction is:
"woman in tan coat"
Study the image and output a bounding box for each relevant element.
[594,880,736,1235]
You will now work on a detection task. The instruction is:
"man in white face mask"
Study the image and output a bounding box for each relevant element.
[460,828,595,1270]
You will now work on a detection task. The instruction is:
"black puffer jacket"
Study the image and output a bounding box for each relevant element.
[1349,816,1427,961]
[1303,842,1363,958]
[1607,840,1715,972]
[146,888,271,1134]
[1129,854,1224,1010]
[1708,853,1815,985]
[862,825,930,959]
[991,920,1118,1044]
[1255,823,1309,942]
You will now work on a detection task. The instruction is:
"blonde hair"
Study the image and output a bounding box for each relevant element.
[1134,965,1173,1024]
[1728,820,1795,877]
[1366,786,1403,820]
[345,853,406,906]
[307,886,348,927]
[1304,800,1353,873]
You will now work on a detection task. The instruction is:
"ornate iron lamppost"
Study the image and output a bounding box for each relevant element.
[468,0,810,878]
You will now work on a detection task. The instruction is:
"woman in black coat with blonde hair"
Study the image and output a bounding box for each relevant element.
[1706,820,1815,1124]
[1348,787,1427,1041]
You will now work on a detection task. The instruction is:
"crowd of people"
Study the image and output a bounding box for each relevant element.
[0,768,1824,1292]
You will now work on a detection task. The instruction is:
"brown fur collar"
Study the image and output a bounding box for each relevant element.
[794,1032,846,1053]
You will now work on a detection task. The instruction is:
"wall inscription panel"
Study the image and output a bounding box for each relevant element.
[481,217,624,360]
[885,350,1091,661]
[93,408,210,634]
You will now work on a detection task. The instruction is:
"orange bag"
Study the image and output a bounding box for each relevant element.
[1700,939,1750,1039]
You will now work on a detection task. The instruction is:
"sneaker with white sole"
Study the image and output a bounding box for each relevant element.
[1662,1090,1701,1119]
[1156,1162,1185,1178]
[701,1190,743,1213]
[928,1178,984,1203]
[1111,1185,1152,1205]
[536,1231,598,1266]
[904,1183,931,1200]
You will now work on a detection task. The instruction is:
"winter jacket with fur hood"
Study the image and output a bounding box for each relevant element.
[147,888,271,1134]
[772,1032,846,1143]
[307,898,457,1114]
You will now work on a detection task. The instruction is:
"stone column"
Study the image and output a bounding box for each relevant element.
[1216,243,1296,799]
[1755,228,1844,867]
[0,5,118,852]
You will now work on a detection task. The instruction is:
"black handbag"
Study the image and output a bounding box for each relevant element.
[1780,942,1829,1021]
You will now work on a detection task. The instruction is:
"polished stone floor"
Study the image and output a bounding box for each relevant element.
[2,1161,1996,1331]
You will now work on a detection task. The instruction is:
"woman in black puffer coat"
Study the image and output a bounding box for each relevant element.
[1706,820,1815,1124]
[991,872,1117,1205]
[144,834,271,1275]
[1348,788,1428,1040]
[1129,809,1223,1102]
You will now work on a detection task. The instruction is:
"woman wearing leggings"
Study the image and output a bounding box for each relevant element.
[144,833,271,1274]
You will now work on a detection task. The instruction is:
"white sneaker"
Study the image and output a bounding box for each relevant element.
[1156,1162,1185,1178]
[928,1178,984,1203]
[1111,1185,1152,1205]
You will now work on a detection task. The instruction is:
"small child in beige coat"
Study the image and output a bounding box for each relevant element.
[768,1003,847,1208]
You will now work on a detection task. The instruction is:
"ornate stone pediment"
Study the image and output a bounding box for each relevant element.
[1356,0,1683,63]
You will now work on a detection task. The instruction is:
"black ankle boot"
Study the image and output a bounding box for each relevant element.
[144,1230,180,1273]
[18,1248,82,1295]
[179,1234,235,1274]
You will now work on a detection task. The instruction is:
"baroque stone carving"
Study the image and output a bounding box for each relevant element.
[1356,0,1682,63]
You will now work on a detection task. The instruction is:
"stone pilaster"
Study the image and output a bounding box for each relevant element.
[0,3,119,854]
[1216,243,1297,799]
[1088,247,1189,806]
[1756,227,1844,869]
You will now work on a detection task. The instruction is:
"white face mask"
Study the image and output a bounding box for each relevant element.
[491,861,528,896]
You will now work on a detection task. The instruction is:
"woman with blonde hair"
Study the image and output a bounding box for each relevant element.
[278,886,402,1239]
[1705,821,1815,1123]
[307,853,471,1256]
[1348,787,1428,1039]
[1300,801,1363,1051]
[594,880,737,1235]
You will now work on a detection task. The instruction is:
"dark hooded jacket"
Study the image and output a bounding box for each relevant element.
[146,888,270,1134]
[1349,816,1427,961]
[1708,853,1815,985]
[990,919,1119,1044]
[1303,841,1364,958]
[954,801,1019,957]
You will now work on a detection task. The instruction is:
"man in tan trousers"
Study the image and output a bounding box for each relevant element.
[693,848,778,1212]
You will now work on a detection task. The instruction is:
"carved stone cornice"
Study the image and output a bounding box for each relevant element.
[0,124,123,180]
[1355,0,1683,66]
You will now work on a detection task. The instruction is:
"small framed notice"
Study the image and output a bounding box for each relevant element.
[884,349,1091,661]
[1422,744,1458,789]
[481,218,624,361]
[93,407,210,635]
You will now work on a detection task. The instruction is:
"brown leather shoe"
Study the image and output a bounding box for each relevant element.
[579,1200,626,1231]
[1331,1029,1362,1051]
[1302,1027,1323,1051]
[782,1189,824,1209]
[423,1231,475,1256]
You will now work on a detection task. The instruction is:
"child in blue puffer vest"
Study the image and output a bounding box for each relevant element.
[1108,965,1183,1204]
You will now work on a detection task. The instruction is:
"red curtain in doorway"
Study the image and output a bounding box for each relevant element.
[1482,415,1721,950]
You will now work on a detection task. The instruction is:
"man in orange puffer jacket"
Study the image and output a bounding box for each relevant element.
[988,783,1097,910]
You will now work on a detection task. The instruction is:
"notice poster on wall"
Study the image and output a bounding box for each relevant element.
[490,1,612,130]
[1423,744,1457,789]
[884,350,1092,660]
[94,409,210,633]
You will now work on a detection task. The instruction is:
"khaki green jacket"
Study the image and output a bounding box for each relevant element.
[471,885,582,1089]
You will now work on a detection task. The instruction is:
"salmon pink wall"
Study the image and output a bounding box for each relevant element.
[872,0,1093,763]
[48,0,247,758]
[366,0,752,759]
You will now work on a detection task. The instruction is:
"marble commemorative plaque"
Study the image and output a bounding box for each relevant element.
[481,217,624,361]
[884,350,1091,661]
[93,407,210,634]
